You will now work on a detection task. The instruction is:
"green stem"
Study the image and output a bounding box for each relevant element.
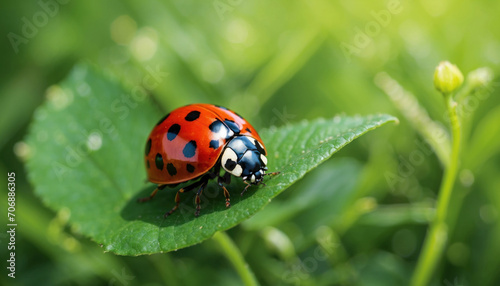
[212,231,259,286]
[410,93,461,286]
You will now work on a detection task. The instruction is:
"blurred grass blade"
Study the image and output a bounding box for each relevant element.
[374,72,450,166]
[245,28,326,108]
[464,104,500,169]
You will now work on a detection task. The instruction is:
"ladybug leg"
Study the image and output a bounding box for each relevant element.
[194,181,209,217]
[220,171,232,184]
[218,172,232,208]
[240,181,252,197]
[164,189,184,218]
[164,177,207,217]
[137,184,167,202]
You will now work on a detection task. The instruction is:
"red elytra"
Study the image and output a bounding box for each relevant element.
[141,104,276,217]
[144,104,264,184]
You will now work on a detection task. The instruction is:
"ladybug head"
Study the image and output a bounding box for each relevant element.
[221,135,268,184]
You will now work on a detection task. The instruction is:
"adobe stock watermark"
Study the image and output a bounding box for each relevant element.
[340,0,403,62]
[6,172,17,279]
[453,81,499,122]
[51,65,168,181]
[213,0,244,21]
[385,81,498,192]
[385,138,436,192]
[108,267,135,286]
[281,227,338,286]
[7,0,71,54]
[270,107,296,126]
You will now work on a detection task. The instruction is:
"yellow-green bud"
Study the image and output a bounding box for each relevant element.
[434,61,464,94]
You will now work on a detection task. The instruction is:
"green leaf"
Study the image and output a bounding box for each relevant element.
[25,64,398,255]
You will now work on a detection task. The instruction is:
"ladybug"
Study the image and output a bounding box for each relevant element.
[140,104,278,217]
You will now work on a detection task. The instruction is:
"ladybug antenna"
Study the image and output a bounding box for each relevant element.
[264,171,280,178]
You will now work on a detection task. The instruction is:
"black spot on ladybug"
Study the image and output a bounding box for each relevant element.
[146,160,150,169]
[185,110,201,121]
[186,164,195,173]
[155,153,164,170]
[145,138,152,155]
[183,140,197,158]
[245,128,252,133]
[156,113,170,126]
[167,163,177,176]
[167,124,181,141]
[209,140,219,149]
[224,119,241,133]
[224,159,237,171]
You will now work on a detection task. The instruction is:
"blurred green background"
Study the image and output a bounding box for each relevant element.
[1,0,500,285]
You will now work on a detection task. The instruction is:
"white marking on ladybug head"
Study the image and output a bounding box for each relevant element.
[250,174,256,183]
[232,164,243,177]
[260,154,267,166]
[222,148,237,168]
[221,148,243,177]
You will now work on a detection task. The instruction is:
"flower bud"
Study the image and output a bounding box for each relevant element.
[434,61,464,94]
